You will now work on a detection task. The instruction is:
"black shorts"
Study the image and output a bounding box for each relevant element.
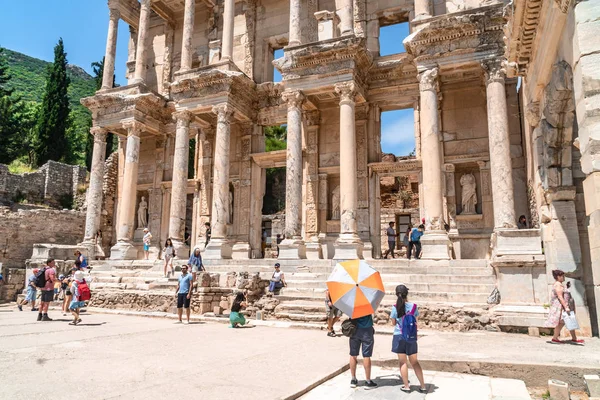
[177,293,191,309]
[392,335,418,355]
[41,290,54,303]
[349,327,375,357]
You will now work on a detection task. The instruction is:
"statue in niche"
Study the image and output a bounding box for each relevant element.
[137,196,148,228]
[460,173,478,215]
[228,190,234,224]
[331,185,340,220]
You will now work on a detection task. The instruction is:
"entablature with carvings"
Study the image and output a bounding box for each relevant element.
[251,150,287,169]
[368,159,422,176]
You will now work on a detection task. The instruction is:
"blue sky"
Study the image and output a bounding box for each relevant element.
[1,3,413,154]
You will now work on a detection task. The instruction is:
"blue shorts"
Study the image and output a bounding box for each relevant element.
[25,288,37,301]
[349,327,375,357]
[69,301,86,310]
[143,244,150,251]
[392,335,418,355]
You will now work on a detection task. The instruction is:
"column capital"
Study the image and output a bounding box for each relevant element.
[335,81,356,104]
[418,68,439,92]
[108,7,121,20]
[122,121,143,137]
[482,59,506,84]
[140,0,153,7]
[212,103,233,123]
[443,163,455,173]
[173,110,194,127]
[90,127,108,142]
[281,89,305,109]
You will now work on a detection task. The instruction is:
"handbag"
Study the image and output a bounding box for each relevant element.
[562,311,580,331]
[341,319,357,337]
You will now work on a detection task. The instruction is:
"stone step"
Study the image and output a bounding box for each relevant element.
[271,272,496,283]
[274,290,490,304]
[282,280,494,294]
[272,312,327,322]
[90,282,128,290]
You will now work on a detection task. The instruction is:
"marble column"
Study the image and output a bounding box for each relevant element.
[82,127,108,248]
[110,122,142,260]
[221,0,234,61]
[180,0,196,72]
[169,111,193,256]
[483,60,516,229]
[418,68,450,259]
[133,0,152,84]
[279,90,305,259]
[414,0,432,20]
[288,0,301,46]
[102,7,120,90]
[339,0,354,36]
[204,104,233,259]
[334,82,362,259]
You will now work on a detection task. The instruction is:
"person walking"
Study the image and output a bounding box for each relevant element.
[17,268,39,312]
[325,289,342,337]
[349,314,377,389]
[383,222,398,259]
[188,247,204,284]
[544,269,584,344]
[403,226,411,255]
[229,292,249,328]
[68,271,87,326]
[268,263,287,294]
[62,275,73,316]
[37,258,57,322]
[391,285,427,393]
[163,238,176,278]
[408,225,424,260]
[175,265,193,324]
[142,228,152,260]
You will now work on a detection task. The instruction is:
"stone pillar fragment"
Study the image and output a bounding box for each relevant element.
[338,0,354,36]
[102,7,120,90]
[82,127,108,248]
[288,0,301,46]
[180,0,196,72]
[221,0,234,61]
[169,111,193,257]
[133,0,152,84]
[414,0,431,20]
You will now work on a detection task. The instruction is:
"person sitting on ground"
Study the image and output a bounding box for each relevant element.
[175,265,193,324]
[544,269,584,345]
[268,263,287,294]
[391,285,426,393]
[349,313,377,389]
[73,251,89,271]
[229,292,249,328]
[69,271,86,326]
[162,238,176,278]
[188,247,204,284]
[18,268,39,312]
[325,289,343,337]
[517,215,528,229]
[142,228,152,260]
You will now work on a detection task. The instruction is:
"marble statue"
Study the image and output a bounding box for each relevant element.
[331,185,340,220]
[460,173,478,215]
[137,196,148,228]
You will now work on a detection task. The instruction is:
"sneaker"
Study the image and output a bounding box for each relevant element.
[31,308,39,312]
[327,331,335,337]
[37,313,43,321]
[18,304,23,311]
[350,379,358,388]
[364,380,378,390]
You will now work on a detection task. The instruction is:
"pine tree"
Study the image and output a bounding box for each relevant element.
[0,47,22,163]
[34,38,71,166]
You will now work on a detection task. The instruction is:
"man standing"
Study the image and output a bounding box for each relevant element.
[38,258,56,321]
[17,268,39,312]
[408,225,424,260]
[349,314,377,389]
[383,222,398,259]
[175,265,193,324]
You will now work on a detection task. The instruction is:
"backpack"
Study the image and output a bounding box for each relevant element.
[341,319,357,337]
[399,304,418,342]
[34,267,47,288]
[78,279,92,301]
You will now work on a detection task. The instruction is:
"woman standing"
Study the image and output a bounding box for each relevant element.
[188,247,204,283]
[163,238,176,278]
[390,285,427,393]
[229,292,248,328]
[544,269,584,344]
[62,275,73,316]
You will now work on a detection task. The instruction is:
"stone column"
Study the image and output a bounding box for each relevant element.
[110,122,142,260]
[338,0,354,36]
[414,0,431,20]
[180,0,195,72]
[82,127,108,250]
[102,7,120,90]
[288,0,301,46]
[483,60,516,230]
[334,82,362,259]
[418,68,450,259]
[169,111,193,257]
[221,0,234,61]
[204,104,233,259]
[279,90,305,259]
[133,0,152,84]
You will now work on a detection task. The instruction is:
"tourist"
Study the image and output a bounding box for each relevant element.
[17,268,39,312]
[325,289,342,337]
[162,238,176,278]
[403,226,411,253]
[62,275,73,316]
[229,292,248,328]
[94,229,105,259]
[184,227,191,246]
[391,285,426,393]
[276,234,283,256]
[544,269,584,345]
[53,276,61,301]
[268,263,286,294]
[73,250,88,271]
[175,265,193,324]
[142,228,152,260]
[383,222,398,259]
[408,225,424,260]
[517,215,528,229]
[188,247,204,283]
[68,271,86,326]
[349,313,377,389]
[204,222,211,248]
[38,258,57,322]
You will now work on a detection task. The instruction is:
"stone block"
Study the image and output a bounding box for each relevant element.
[420,233,450,260]
[198,272,211,288]
[210,273,220,287]
[585,375,600,397]
[213,306,223,315]
[494,229,543,256]
[583,172,600,216]
[277,239,306,260]
[305,242,322,260]
[528,327,540,337]
[548,379,570,400]
[198,302,212,314]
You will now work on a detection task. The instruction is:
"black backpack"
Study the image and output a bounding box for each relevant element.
[341,319,357,337]
[34,267,47,288]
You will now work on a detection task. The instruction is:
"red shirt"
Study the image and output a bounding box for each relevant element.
[43,267,56,291]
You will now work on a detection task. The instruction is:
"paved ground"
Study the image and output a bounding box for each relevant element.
[301,366,531,400]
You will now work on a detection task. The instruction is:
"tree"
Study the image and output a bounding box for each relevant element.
[0,47,28,164]
[265,125,287,152]
[34,38,71,166]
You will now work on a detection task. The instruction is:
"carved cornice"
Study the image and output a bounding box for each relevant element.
[368,159,422,175]
[418,68,439,92]
[335,81,357,104]
[481,59,506,84]
[281,89,305,109]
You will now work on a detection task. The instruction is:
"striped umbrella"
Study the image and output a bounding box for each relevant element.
[326,259,385,319]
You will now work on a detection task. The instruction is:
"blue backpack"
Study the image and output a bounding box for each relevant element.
[399,303,418,342]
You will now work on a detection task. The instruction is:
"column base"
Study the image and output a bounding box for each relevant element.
[333,234,363,260]
[305,240,323,260]
[278,239,306,260]
[109,241,139,260]
[231,242,251,259]
[420,231,451,260]
[361,241,374,260]
[171,239,190,260]
[203,238,232,259]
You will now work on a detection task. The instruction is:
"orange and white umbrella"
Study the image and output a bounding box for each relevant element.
[326,260,385,319]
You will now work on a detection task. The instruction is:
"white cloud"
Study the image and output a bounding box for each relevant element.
[380,110,415,156]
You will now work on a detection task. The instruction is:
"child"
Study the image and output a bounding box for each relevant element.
[62,275,73,316]
[17,268,39,312]
[53,278,61,301]
[69,272,86,325]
